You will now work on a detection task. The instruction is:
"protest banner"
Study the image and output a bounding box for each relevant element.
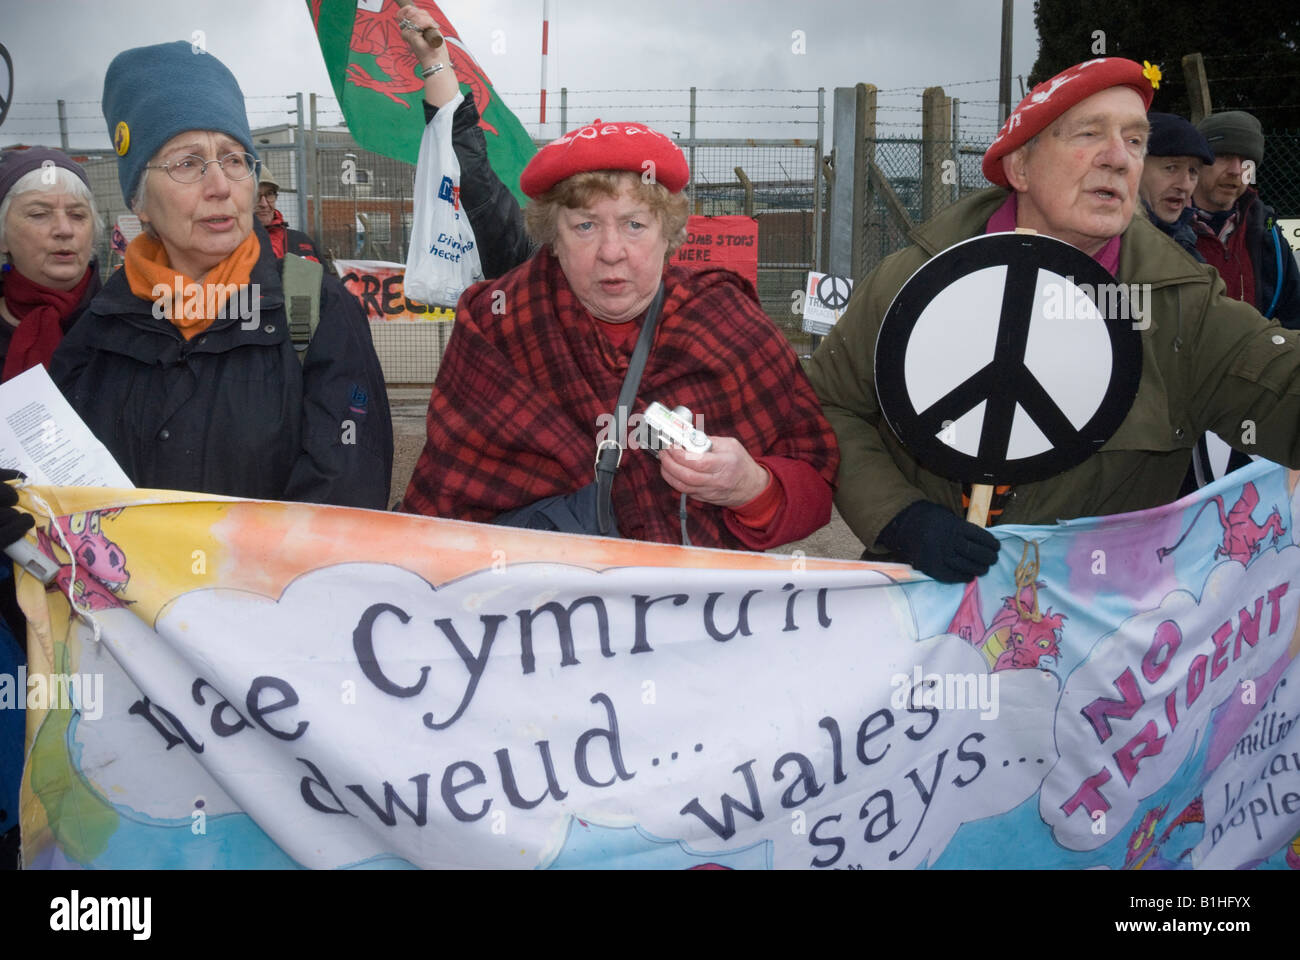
[333,258,454,322]
[9,461,1300,869]
[671,216,759,290]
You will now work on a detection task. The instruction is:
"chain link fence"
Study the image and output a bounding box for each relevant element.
[6,91,826,382]
[1257,131,1300,219]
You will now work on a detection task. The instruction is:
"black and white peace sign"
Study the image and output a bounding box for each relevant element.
[875,233,1142,484]
[817,273,853,311]
[0,44,12,129]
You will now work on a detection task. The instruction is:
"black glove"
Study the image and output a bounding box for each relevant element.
[877,500,999,583]
[0,469,35,549]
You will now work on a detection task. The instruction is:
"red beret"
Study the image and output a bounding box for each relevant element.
[520,119,690,198]
[982,58,1157,188]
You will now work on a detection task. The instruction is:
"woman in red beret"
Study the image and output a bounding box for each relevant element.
[401,116,840,549]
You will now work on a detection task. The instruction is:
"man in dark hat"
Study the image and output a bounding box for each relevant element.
[255,176,322,263]
[1140,113,1213,260]
[810,59,1300,583]
[1192,110,1300,327]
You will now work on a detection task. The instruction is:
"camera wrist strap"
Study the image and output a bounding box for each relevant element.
[595,282,666,536]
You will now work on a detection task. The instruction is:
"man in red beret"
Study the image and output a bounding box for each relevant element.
[809,57,1300,582]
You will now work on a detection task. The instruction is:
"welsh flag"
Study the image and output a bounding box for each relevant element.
[309,0,536,205]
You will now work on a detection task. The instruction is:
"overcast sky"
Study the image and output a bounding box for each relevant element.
[1,0,1042,148]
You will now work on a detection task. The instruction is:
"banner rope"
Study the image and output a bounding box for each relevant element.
[18,479,103,645]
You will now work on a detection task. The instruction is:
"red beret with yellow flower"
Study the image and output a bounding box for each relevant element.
[982,58,1159,188]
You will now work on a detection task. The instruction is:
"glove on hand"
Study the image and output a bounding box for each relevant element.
[878,500,999,583]
[0,468,35,549]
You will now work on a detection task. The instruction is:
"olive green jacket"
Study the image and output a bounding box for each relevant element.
[808,187,1300,556]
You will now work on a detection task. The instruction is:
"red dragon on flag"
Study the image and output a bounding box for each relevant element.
[309,0,534,202]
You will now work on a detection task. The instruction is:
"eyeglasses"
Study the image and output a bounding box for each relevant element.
[145,152,260,184]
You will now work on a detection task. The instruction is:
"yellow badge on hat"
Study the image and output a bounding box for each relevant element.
[114,121,130,156]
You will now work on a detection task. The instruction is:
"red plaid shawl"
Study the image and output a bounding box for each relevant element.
[403,247,839,548]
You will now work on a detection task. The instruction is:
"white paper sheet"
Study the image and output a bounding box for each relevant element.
[0,365,134,488]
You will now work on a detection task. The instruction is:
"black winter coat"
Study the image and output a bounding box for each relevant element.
[49,225,392,507]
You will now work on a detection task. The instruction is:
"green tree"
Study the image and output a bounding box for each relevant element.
[1029,0,1300,128]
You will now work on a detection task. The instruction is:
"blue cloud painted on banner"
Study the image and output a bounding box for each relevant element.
[542,815,771,870]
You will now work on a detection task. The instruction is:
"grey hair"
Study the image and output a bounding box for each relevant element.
[0,166,102,250]
[129,169,157,239]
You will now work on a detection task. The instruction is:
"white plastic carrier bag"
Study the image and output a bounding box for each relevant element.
[404,92,484,307]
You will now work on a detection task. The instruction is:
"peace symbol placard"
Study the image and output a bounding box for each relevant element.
[875,232,1142,484]
[816,273,853,310]
[0,44,12,129]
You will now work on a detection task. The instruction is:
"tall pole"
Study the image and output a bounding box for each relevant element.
[292,93,309,234]
[998,0,1012,124]
[310,93,322,247]
[345,152,358,256]
[539,0,550,135]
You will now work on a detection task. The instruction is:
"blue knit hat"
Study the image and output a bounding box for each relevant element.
[1147,113,1214,165]
[102,41,259,205]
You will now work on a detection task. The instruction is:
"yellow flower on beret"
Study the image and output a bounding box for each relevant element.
[1142,61,1162,90]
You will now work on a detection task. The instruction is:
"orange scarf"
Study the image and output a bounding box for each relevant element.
[124,229,260,340]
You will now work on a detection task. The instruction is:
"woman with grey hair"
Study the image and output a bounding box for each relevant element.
[49,41,392,508]
[0,146,101,382]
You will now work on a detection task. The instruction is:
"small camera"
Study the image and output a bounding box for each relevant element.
[643,402,712,457]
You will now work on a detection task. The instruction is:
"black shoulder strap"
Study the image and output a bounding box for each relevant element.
[594,283,666,536]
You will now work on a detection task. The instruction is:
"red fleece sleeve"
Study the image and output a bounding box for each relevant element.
[724,455,832,550]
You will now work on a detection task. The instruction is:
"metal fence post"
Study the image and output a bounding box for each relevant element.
[852,83,876,281]
[310,93,323,248]
[560,87,567,134]
[57,100,69,150]
[293,93,309,233]
[951,97,961,203]
[689,86,697,213]
[813,87,825,274]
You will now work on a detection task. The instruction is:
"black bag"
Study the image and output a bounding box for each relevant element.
[493,482,619,537]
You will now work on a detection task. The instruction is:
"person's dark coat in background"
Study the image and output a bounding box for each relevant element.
[1194,187,1300,328]
[1144,202,1204,261]
[263,208,324,263]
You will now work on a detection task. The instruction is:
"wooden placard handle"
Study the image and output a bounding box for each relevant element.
[961,228,1034,525]
[966,483,993,528]
[396,0,444,48]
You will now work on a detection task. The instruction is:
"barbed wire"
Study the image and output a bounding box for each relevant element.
[1209,74,1300,83]
[1203,53,1297,61]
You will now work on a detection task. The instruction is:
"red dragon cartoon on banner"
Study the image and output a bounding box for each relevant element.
[1156,481,1286,566]
[947,541,1067,672]
[34,508,130,613]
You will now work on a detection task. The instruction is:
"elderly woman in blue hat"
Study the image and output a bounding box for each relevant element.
[49,42,392,507]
